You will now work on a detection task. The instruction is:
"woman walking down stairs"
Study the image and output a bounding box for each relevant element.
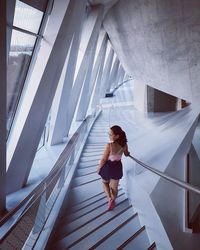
[46,119,156,250]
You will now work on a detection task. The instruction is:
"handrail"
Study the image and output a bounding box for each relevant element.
[0,109,102,249]
[111,77,133,94]
[0,125,79,227]
[0,110,100,228]
[129,155,200,195]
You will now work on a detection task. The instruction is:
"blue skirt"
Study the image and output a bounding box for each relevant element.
[99,160,123,181]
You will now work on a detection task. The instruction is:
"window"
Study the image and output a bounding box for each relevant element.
[13,1,43,33]
[7,0,44,133]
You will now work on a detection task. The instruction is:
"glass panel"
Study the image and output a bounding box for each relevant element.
[37,113,51,151]
[188,117,200,225]
[7,30,36,132]
[13,0,43,34]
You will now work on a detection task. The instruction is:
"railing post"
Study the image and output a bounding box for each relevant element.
[0,112,102,249]
[0,0,6,215]
[58,167,66,189]
[22,184,47,249]
[33,186,47,234]
[69,149,75,166]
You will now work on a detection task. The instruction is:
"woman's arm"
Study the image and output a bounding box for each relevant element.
[97,143,110,173]
[123,144,130,156]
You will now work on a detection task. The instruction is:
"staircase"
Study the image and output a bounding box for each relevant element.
[46,118,156,250]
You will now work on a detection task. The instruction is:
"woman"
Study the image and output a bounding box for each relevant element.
[97,125,130,210]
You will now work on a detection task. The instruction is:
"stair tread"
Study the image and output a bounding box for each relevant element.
[75,166,97,176]
[78,162,99,168]
[60,191,125,224]
[56,194,128,240]
[94,218,144,249]
[46,111,154,250]
[72,172,99,187]
[54,204,136,249]
[122,228,150,250]
[80,155,101,161]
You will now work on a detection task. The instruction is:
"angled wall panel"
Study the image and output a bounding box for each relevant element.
[97,47,114,100]
[91,43,109,109]
[106,57,119,92]
[63,5,104,136]
[7,0,71,167]
[76,32,108,121]
[48,12,85,145]
[6,0,16,59]
[0,0,6,213]
[6,0,87,194]
[21,0,48,12]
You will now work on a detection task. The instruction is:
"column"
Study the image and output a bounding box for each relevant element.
[76,33,107,121]
[6,0,87,194]
[106,57,119,92]
[0,0,6,213]
[97,47,114,100]
[6,0,16,59]
[48,10,84,145]
[64,5,104,136]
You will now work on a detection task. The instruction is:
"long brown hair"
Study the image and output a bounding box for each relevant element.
[110,125,127,147]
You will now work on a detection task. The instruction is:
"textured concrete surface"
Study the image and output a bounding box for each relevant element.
[103,0,200,104]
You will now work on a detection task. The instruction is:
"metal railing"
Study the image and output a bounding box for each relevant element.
[129,154,200,195]
[0,110,101,249]
[106,77,133,97]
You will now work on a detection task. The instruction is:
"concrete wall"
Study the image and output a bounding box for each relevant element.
[188,119,200,221]
[103,0,200,105]
[151,119,200,250]
[133,80,178,112]
[0,0,6,214]
[132,79,147,112]
[147,85,178,112]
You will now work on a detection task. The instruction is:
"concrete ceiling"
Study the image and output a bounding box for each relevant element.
[102,0,200,105]
[89,0,117,5]
[89,0,119,17]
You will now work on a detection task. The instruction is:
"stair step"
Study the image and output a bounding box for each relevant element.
[59,191,105,218]
[75,170,97,177]
[78,162,98,168]
[80,155,101,161]
[84,144,105,148]
[53,202,135,249]
[75,166,97,176]
[62,180,102,212]
[148,241,156,250]
[81,152,102,157]
[88,134,107,137]
[67,193,106,215]
[66,187,122,214]
[82,149,104,154]
[46,109,156,250]
[83,146,104,150]
[56,195,128,241]
[116,226,150,250]
[60,192,125,224]
[72,172,99,187]
[79,158,100,164]
[90,219,144,249]
[71,176,101,188]
[87,139,108,144]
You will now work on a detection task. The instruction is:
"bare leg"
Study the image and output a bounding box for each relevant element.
[102,181,111,201]
[109,179,119,201]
